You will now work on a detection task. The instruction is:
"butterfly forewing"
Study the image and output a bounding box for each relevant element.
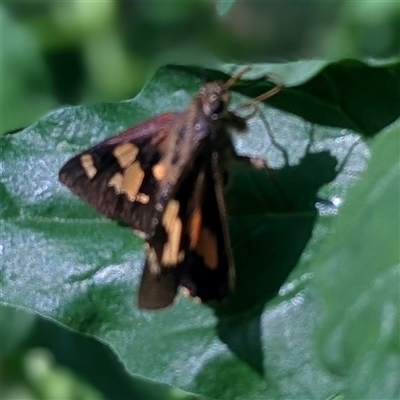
[59,112,180,237]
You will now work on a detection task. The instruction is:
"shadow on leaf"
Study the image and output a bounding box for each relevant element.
[213,149,338,373]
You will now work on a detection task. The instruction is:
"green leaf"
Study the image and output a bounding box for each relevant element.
[315,121,400,399]
[1,61,399,399]
[188,59,400,136]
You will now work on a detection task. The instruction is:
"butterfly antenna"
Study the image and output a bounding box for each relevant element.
[236,82,283,111]
[224,66,252,89]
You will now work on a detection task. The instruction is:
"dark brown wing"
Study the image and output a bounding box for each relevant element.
[59,112,181,238]
[138,153,234,309]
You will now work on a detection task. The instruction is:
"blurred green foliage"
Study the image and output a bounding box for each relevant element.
[315,123,400,400]
[1,0,399,132]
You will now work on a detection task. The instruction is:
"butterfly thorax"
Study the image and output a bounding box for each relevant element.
[155,82,247,204]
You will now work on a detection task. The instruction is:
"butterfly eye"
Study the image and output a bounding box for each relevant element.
[212,100,225,116]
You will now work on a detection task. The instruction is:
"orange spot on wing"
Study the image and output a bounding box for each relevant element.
[196,227,218,269]
[113,143,139,168]
[80,154,97,179]
[108,172,123,193]
[152,163,167,181]
[136,193,150,204]
[161,200,182,266]
[122,161,144,201]
[188,208,202,248]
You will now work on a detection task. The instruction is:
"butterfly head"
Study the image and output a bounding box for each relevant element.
[198,82,231,121]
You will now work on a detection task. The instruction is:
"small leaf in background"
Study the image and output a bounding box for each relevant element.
[315,121,400,399]
[216,0,237,16]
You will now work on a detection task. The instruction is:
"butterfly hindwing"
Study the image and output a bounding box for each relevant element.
[138,153,234,309]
